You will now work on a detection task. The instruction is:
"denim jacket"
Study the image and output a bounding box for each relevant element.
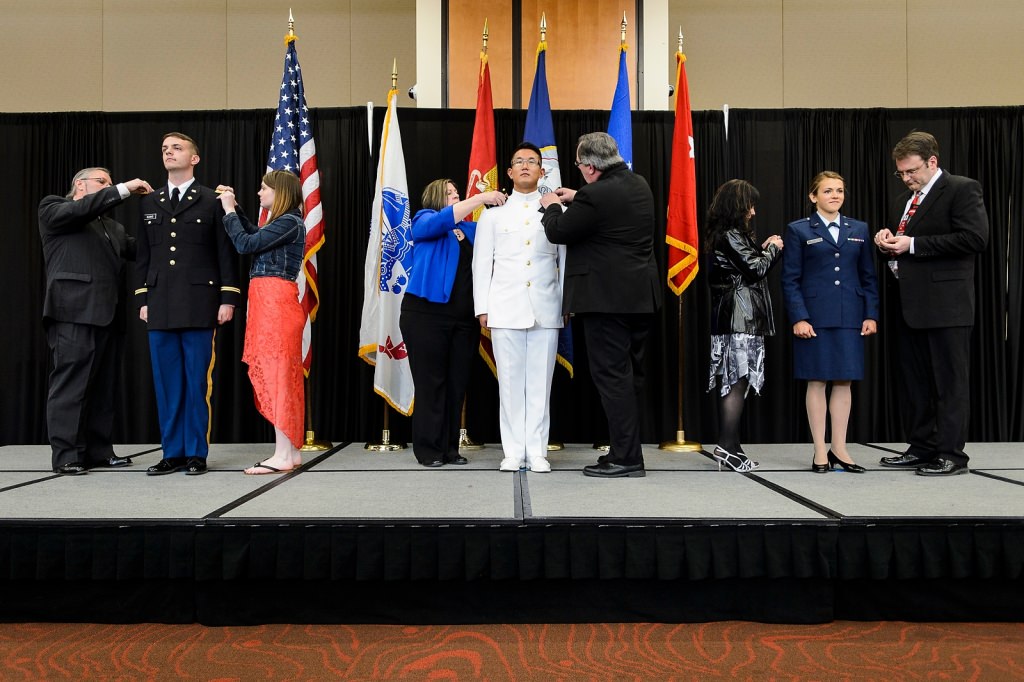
[223,209,305,281]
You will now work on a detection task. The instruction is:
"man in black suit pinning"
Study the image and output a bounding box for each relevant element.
[875,131,989,476]
[540,132,662,478]
[39,168,153,475]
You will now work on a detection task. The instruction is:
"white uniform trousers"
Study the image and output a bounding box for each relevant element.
[490,324,559,467]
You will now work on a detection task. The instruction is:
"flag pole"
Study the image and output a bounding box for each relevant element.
[276,10,329,453]
[660,27,702,453]
[364,59,407,453]
[595,14,629,453]
[458,20,490,453]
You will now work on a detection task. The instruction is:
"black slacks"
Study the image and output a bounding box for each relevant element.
[580,313,652,465]
[400,308,479,464]
[45,321,121,469]
[898,319,972,466]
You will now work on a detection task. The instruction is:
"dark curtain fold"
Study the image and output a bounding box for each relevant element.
[3,106,1022,447]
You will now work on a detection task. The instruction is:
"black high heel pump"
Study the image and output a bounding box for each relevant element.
[827,449,866,473]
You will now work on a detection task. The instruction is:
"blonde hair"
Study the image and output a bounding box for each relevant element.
[421,178,456,211]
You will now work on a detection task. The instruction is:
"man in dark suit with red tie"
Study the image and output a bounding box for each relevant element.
[136,133,240,476]
[540,132,662,478]
[874,131,989,476]
[39,168,153,475]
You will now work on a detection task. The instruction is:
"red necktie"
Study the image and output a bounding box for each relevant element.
[896,191,922,235]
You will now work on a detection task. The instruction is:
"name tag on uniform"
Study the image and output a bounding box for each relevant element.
[805,237,823,245]
[847,237,865,243]
[144,213,158,220]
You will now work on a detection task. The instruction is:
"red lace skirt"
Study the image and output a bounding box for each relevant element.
[243,277,304,448]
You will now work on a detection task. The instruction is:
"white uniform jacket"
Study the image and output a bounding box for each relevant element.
[472,190,565,329]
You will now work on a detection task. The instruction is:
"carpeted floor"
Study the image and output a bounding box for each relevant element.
[1,621,1022,679]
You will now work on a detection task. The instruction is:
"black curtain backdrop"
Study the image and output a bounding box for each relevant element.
[3,105,1022,448]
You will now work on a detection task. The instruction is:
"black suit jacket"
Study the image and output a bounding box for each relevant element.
[891,171,988,329]
[135,182,240,329]
[541,163,662,315]
[39,186,135,329]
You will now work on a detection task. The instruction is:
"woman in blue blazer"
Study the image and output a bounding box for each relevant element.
[400,179,505,468]
[782,171,879,473]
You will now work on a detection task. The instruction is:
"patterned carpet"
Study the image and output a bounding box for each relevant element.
[2,621,1022,679]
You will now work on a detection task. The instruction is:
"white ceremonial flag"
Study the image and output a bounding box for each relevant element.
[357,88,415,415]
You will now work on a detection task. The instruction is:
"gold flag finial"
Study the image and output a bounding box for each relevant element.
[678,26,684,52]
[391,58,397,90]
[285,8,297,45]
[620,12,627,46]
[541,12,547,43]
[482,18,489,53]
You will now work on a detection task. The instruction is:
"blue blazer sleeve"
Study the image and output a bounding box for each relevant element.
[781,221,809,323]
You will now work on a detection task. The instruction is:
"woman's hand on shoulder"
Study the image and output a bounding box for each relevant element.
[482,190,507,206]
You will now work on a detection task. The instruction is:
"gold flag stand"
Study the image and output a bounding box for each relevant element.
[458,397,484,450]
[300,376,331,451]
[660,296,702,452]
[365,401,406,451]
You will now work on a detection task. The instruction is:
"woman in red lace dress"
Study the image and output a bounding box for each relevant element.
[218,171,306,474]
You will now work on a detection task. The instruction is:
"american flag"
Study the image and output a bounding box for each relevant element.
[262,33,324,374]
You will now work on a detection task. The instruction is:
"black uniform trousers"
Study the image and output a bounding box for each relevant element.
[580,313,652,465]
[45,320,121,469]
[400,307,479,464]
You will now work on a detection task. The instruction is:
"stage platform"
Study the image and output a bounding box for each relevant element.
[1,442,1022,624]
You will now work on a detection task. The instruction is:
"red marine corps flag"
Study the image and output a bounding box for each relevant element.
[466,20,498,222]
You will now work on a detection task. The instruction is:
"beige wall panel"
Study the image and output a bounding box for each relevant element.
[226,1,352,110]
[522,0,636,111]
[2,0,104,112]
[908,0,1024,107]
[349,0,417,108]
[448,1,514,109]
[668,0,784,110]
[102,0,227,111]
[783,0,906,108]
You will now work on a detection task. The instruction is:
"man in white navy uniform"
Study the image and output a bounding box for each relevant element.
[473,142,565,473]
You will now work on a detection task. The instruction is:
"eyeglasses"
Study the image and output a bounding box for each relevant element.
[511,157,540,168]
[574,160,587,167]
[80,177,111,184]
[893,164,926,179]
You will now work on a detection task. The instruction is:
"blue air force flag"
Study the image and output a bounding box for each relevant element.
[358,88,415,415]
[524,41,561,195]
[607,45,633,169]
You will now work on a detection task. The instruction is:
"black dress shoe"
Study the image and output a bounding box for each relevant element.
[55,463,88,476]
[90,455,133,469]
[421,459,444,468]
[582,461,645,478]
[184,457,208,475]
[879,452,929,468]
[147,458,187,475]
[915,459,969,476]
[446,455,469,465]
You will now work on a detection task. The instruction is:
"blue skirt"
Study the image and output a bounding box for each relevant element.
[792,327,864,381]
